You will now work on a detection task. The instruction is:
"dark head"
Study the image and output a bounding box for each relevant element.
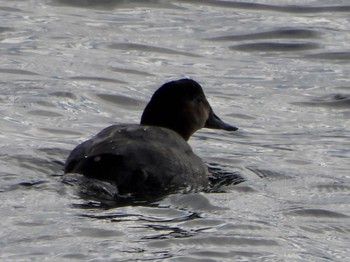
[140,79,238,140]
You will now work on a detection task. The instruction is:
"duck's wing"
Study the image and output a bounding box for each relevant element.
[64,124,130,174]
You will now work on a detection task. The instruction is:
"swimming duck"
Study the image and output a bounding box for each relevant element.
[64,79,237,197]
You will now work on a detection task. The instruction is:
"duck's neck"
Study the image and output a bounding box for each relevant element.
[140,117,193,141]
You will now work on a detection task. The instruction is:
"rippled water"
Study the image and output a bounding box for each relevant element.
[1,0,350,261]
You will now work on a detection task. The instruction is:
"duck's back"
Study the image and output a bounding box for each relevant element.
[64,125,209,196]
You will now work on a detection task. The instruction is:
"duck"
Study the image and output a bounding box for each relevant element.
[64,79,238,198]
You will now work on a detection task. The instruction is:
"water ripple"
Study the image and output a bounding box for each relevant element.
[306,52,350,61]
[69,76,126,84]
[53,0,182,9]
[208,28,320,42]
[94,93,144,109]
[148,235,279,248]
[178,0,350,13]
[50,91,77,100]
[108,43,201,57]
[110,66,155,77]
[294,94,350,109]
[313,184,350,193]
[0,26,13,33]
[230,42,319,52]
[285,208,349,218]
[0,68,39,75]
[28,110,63,118]
[0,6,21,12]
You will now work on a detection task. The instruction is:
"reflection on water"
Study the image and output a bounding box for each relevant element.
[1,0,350,261]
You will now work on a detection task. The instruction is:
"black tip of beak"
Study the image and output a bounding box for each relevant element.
[221,123,239,131]
[205,109,238,132]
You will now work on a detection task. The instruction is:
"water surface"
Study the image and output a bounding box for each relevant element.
[1,0,349,261]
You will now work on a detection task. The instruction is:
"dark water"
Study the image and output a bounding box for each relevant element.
[1,0,350,261]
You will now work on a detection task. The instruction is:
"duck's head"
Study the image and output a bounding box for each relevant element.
[140,79,238,140]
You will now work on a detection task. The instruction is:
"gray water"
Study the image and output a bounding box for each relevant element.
[1,0,350,261]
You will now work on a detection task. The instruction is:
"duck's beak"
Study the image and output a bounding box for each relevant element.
[205,107,238,131]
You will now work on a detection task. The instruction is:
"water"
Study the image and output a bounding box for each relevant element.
[1,0,350,261]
